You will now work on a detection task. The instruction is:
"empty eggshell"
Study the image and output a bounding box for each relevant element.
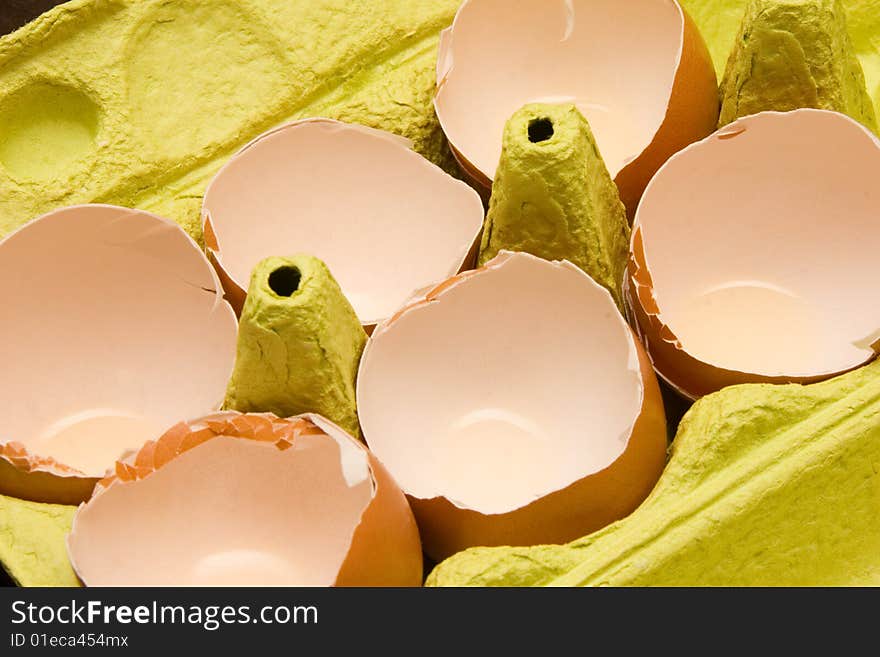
[357,251,668,561]
[201,118,485,326]
[628,109,880,400]
[66,412,423,587]
[0,205,238,505]
[434,0,720,215]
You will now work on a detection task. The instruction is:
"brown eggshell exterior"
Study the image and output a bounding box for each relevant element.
[0,205,237,504]
[0,446,97,505]
[446,142,492,195]
[409,330,667,562]
[72,412,423,587]
[437,3,719,220]
[334,453,424,587]
[614,7,719,219]
[203,215,246,316]
[200,119,484,329]
[625,228,862,400]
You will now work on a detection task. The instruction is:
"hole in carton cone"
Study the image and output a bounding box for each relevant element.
[268,266,301,297]
[528,118,554,143]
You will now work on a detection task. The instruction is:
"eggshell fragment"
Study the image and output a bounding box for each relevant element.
[0,205,238,505]
[66,412,422,587]
[357,251,668,561]
[628,109,880,399]
[428,358,880,587]
[435,0,720,215]
[201,118,485,326]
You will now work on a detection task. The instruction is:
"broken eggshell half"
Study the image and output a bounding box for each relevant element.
[357,251,668,561]
[0,205,237,505]
[66,412,423,587]
[201,118,485,327]
[435,0,720,215]
[628,109,880,400]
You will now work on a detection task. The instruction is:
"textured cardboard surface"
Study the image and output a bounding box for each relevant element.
[0,0,461,241]
[478,103,630,309]
[428,359,880,586]
[0,1,66,35]
[0,9,65,586]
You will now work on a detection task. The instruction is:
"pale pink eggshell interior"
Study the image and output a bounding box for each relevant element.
[633,110,880,385]
[202,119,484,326]
[0,205,237,490]
[357,251,646,515]
[435,0,683,184]
[67,414,374,586]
